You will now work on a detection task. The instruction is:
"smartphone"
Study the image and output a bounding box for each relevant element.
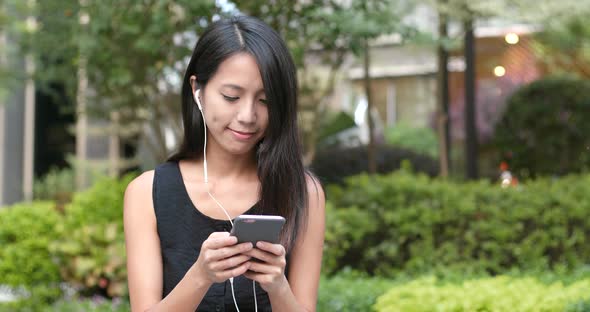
[230,214,286,245]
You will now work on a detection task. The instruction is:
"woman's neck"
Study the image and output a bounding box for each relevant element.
[205,150,256,181]
[198,137,258,182]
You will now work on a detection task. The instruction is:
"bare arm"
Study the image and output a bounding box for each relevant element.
[244,175,326,311]
[124,171,253,312]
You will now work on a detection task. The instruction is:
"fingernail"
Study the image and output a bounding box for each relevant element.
[256,241,264,248]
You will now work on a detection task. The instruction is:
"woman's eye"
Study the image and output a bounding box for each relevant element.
[222,95,239,102]
[260,99,268,105]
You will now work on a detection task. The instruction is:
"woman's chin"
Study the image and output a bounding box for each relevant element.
[222,143,258,156]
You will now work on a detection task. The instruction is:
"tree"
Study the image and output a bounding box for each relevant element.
[30,0,219,167]
[430,0,588,179]
[427,0,513,179]
[238,0,416,171]
[436,0,451,178]
[534,10,590,79]
[0,0,35,102]
[236,1,352,165]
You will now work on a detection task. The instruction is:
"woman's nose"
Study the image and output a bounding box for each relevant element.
[236,100,257,124]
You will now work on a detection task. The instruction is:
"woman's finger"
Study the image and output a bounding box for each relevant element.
[209,254,251,271]
[217,261,251,280]
[243,271,262,283]
[255,241,285,257]
[203,233,237,250]
[242,248,276,264]
[207,242,253,262]
[246,260,283,275]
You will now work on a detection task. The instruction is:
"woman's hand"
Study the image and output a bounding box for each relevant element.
[242,241,289,295]
[192,232,254,284]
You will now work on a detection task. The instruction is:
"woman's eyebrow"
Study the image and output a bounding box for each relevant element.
[221,83,265,95]
[221,83,244,91]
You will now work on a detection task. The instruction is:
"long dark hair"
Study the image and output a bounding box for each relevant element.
[168,15,308,251]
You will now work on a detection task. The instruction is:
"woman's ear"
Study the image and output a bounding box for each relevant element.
[194,89,203,111]
[189,75,199,93]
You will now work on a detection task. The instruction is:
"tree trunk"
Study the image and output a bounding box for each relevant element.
[23,53,35,201]
[76,56,88,190]
[0,31,6,205]
[437,3,450,178]
[76,0,89,190]
[464,18,478,180]
[364,37,377,174]
[108,111,120,177]
[302,50,345,166]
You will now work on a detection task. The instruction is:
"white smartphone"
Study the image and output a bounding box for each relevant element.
[230,214,286,245]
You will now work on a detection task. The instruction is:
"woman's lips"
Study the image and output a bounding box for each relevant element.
[229,128,255,140]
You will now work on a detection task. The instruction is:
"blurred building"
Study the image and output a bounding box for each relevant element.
[322,11,542,176]
[0,36,118,207]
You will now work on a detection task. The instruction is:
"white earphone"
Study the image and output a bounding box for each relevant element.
[193,87,257,312]
[194,89,203,111]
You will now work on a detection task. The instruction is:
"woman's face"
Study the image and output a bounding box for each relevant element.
[193,53,269,156]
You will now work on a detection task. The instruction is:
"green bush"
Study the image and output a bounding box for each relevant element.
[323,170,590,276]
[317,270,393,312]
[0,175,135,309]
[565,298,590,312]
[374,276,590,312]
[494,76,590,178]
[323,202,376,272]
[384,122,439,158]
[0,201,63,306]
[50,174,135,298]
[48,297,130,312]
[33,167,76,202]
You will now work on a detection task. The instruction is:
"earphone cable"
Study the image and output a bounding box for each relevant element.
[196,90,257,312]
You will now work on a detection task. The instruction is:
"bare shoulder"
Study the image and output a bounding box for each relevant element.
[124,170,155,215]
[125,170,154,196]
[305,172,325,208]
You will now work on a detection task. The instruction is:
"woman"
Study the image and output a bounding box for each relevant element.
[123,15,325,312]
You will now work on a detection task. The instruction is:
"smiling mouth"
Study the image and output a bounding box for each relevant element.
[229,128,256,139]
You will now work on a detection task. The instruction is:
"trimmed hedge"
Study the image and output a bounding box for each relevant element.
[317,269,590,312]
[374,276,590,312]
[323,170,590,276]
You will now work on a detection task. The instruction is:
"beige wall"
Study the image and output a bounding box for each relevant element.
[350,74,437,129]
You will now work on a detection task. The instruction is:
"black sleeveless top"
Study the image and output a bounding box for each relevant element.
[153,161,274,311]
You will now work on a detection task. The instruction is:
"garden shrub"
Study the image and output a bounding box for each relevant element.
[317,270,393,312]
[493,76,590,178]
[0,201,63,307]
[323,170,590,276]
[48,297,130,312]
[374,276,590,312]
[33,167,76,203]
[384,122,439,158]
[565,298,590,312]
[50,174,135,298]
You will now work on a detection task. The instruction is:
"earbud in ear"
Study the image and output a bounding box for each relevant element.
[194,89,203,111]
